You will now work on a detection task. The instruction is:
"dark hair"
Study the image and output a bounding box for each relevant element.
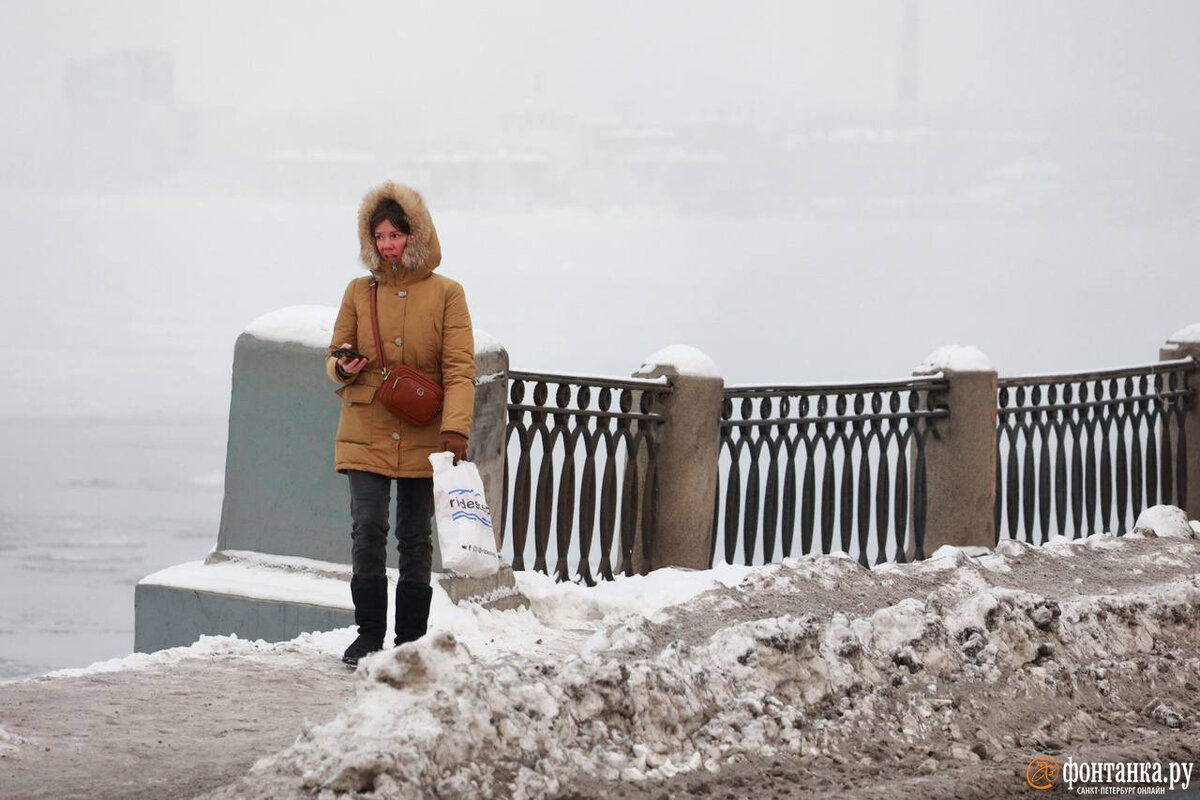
[369,199,411,236]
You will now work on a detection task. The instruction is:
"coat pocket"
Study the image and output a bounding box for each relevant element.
[335,383,379,444]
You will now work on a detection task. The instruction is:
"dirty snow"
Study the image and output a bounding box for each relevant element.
[194,534,1200,800]
[4,514,1199,799]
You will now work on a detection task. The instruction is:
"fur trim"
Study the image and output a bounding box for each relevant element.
[357,182,442,279]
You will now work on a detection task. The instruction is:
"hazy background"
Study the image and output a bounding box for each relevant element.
[1,1,1199,676]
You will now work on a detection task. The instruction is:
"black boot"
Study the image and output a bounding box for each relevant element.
[394,581,433,646]
[343,575,388,666]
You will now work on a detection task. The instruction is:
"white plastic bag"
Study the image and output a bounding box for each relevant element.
[429,451,501,578]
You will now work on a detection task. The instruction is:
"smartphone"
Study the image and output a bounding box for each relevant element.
[330,347,368,361]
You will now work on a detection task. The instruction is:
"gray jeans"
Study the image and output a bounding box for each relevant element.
[347,470,434,586]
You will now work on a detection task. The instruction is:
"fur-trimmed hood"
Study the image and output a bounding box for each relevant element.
[357,181,442,283]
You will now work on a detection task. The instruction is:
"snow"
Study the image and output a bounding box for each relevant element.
[138,554,354,610]
[95,557,756,682]
[928,544,991,561]
[1166,323,1200,344]
[515,563,754,626]
[244,305,337,349]
[510,368,671,386]
[638,344,720,378]
[914,344,994,374]
[473,328,505,355]
[1132,504,1197,539]
[43,633,314,679]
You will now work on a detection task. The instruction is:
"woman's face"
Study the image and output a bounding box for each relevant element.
[374,219,408,264]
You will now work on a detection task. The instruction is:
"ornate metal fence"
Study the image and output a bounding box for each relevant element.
[502,371,673,584]
[713,376,950,568]
[995,358,1196,543]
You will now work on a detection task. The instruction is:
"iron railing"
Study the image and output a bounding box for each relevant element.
[714,376,949,568]
[995,358,1196,543]
[502,370,673,584]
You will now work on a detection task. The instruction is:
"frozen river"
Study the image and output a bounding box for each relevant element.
[0,416,225,680]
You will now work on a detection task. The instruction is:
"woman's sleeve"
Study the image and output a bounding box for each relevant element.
[325,281,360,385]
[440,281,476,438]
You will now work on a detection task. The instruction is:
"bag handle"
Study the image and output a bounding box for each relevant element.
[369,280,391,379]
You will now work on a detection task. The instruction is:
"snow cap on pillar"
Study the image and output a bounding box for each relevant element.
[245,306,338,349]
[1161,323,1200,361]
[1166,324,1200,345]
[914,344,994,375]
[637,344,720,378]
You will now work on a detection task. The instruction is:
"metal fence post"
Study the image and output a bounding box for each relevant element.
[913,347,998,555]
[1159,325,1200,520]
[630,346,724,571]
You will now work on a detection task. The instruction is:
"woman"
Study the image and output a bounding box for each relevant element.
[326,181,475,666]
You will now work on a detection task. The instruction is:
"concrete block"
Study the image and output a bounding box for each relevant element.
[134,551,355,653]
[135,326,512,653]
[134,583,354,654]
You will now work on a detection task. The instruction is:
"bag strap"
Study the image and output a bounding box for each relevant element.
[369,280,391,378]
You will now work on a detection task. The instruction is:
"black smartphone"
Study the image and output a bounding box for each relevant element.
[330,347,367,361]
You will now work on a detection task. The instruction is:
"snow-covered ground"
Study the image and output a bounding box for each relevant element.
[2,512,1197,800]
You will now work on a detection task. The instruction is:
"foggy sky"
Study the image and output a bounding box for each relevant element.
[2,1,1200,420]
[3,1,1199,120]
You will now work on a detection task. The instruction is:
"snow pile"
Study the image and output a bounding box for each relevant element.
[1131,504,1198,539]
[214,537,1200,800]
[914,344,993,374]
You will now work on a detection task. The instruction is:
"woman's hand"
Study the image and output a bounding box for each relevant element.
[440,432,468,465]
[335,342,369,379]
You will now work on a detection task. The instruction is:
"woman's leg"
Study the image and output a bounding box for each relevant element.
[393,476,434,645]
[343,470,392,664]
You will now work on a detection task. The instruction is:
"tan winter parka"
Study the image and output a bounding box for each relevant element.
[326,182,475,478]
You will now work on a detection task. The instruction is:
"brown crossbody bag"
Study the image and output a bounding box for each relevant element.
[369,281,444,426]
